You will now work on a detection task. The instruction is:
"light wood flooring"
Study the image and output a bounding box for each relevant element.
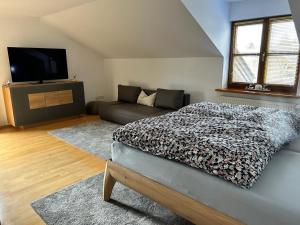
[0,116,107,225]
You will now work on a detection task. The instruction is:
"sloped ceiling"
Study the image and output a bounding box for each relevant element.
[42,0,221,58]
[0,0,95,18]
[181,0,231,57]
[289,0,300,40]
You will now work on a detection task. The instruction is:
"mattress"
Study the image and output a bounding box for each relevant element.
[112,141,300,225]
[113,102,300,188]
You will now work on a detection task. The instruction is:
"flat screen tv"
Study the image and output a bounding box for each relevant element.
[7,47,68,83]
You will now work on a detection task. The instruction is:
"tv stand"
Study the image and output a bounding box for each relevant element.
[30,81,56,85]
[2,81,85,127]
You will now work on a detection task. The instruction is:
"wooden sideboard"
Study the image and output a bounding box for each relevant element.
[2,81,85,127]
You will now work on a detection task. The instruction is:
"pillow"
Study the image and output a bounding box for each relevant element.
[118,85,141,103]
[155,88,184,110]
[137,90,157,107]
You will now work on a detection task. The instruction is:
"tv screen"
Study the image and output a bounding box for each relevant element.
[7,47,68,83]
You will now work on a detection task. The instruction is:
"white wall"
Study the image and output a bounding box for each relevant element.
[103,58,223,103]
[181,0,231,87]
[230,0,291,21]
[0,18,105,126]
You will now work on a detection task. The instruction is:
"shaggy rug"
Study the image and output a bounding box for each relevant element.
[48,121,120,159]
[32,173,192,225]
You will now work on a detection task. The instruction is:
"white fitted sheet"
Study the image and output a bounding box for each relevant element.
[112,141,300,225]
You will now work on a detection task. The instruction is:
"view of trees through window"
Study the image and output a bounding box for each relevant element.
[229,16,300,93]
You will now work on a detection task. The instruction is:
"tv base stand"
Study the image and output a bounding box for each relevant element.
[2,81,85,127]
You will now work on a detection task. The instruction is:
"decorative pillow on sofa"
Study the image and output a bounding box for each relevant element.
[137,90,157,107]
[155,88,184,110]
[118,85,141,103]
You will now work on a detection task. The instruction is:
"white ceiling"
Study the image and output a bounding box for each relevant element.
[0,0,95,18]
[0,0,285,59]
[42,0,221,58]
[0,0,246,19]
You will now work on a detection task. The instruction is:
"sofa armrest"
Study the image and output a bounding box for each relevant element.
[183,94,190,107]
[98,101,125,121]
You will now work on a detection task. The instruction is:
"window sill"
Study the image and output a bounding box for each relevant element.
[215,88,300,99]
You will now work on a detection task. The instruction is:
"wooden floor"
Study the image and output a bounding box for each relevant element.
[0,116,107,225]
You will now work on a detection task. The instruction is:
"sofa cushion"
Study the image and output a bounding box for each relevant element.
[99,102,173,125]
[137,90,157,107]
[155,88,184,110]
[118,85,141,103]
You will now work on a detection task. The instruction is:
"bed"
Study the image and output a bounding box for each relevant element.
[103,102,300,225]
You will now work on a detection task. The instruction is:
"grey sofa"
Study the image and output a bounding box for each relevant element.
[98,86,190,125]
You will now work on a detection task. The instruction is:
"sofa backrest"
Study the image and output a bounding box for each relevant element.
[143,89,190,107]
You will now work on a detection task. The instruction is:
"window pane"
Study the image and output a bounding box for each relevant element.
[265,55,298,86]
[232,56,259,83]
[268,19,299,53]
[235,23,263,54]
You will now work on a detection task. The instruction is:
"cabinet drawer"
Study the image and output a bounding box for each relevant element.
[29,90,74,109]
[59,90,73,105]
[45,92,61,107]
[28,93,46,109]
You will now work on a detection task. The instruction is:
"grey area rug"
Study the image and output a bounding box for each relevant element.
[48,121,120,160]
[32,173,192,225]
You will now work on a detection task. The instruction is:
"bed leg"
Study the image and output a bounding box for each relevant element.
[103,161,116,201]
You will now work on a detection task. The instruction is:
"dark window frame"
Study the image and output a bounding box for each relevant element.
[228,15,300,93]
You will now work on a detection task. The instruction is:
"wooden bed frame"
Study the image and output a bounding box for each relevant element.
[103,160,243,225]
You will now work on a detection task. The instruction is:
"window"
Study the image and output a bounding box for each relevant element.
[228,15,300,93]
